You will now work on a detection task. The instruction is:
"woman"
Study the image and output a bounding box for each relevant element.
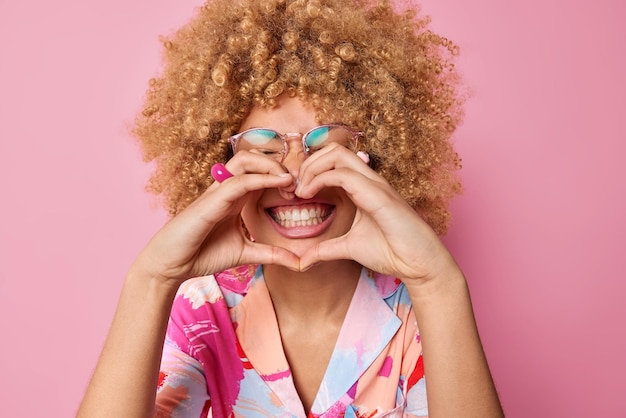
[78,0,503,416]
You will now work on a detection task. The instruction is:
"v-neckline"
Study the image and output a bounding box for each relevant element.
[230,267,402,417]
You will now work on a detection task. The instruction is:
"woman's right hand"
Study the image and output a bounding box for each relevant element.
[80,153,298,418]
[128,152,300,287]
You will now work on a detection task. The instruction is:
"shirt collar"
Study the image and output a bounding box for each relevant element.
[229,266,403,416]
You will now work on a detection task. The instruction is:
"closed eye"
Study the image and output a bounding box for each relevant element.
[257,149,283,155]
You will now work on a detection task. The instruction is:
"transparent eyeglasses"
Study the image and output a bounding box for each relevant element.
[228,124,363,162]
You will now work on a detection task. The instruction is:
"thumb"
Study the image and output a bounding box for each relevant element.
[241,242,301,271]
[298,237,351,272]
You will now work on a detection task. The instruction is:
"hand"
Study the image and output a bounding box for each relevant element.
[295,145,458,285]
[129,152,300,287]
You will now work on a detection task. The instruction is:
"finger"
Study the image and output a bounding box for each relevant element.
[298,236,352,271]
[167,173,293,250]
[300,146,376,186]
[277,186,297,201]
[240,242,301,271]
[297,166,392,208]
[226,150,290,177]
[168,172,294,257]
[225,151,297,198]
[193,172,294,216]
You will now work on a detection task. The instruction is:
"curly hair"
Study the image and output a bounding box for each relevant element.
[133,0,463,235]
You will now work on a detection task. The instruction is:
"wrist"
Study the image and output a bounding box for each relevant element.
[402,258,468,302]
[124,264,182,302]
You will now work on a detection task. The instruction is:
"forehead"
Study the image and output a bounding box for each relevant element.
[239,96,319,133]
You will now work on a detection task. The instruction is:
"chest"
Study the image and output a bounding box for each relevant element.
[279,322,343,414]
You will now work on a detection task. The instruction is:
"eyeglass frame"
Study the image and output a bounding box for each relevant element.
[227,124,364,162]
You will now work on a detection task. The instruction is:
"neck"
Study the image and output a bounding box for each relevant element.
[262,259,361,319]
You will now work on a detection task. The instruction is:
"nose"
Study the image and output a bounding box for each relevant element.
[281,134,307,178]
[277,135,306,199]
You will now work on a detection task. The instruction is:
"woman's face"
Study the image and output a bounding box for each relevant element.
[239,96,357,257]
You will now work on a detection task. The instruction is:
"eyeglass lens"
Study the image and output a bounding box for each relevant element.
[233,125,357,161]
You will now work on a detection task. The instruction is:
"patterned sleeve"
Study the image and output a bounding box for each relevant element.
[404,353,427,417]
[155,297,211,417]
[402,307,428,417]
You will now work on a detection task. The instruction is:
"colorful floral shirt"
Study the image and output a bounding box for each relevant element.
[155,265,428,417]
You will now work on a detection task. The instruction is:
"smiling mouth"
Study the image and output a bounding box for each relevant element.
[266,204,334,228]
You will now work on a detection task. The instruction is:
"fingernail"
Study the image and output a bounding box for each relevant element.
[294,179,304,197]
[357,151,370,164]
[300,261,319,272]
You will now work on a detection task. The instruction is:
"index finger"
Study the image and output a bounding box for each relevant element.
[297,144,379,188]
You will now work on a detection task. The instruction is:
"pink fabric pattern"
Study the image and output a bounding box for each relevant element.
[156,266,428,417]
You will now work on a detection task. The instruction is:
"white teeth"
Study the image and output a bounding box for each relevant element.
[270,205,331,228]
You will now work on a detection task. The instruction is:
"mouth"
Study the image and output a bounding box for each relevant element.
[265,203,335,238]
[266,204,334,228]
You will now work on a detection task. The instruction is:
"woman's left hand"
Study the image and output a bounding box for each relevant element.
[295,144,458,285]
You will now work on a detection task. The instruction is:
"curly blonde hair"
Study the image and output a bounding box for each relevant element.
[134,0,463,235]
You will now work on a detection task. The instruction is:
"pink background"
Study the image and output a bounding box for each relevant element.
[1,0,624,416]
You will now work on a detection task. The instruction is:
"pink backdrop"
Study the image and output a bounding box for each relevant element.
[1,0,624,416]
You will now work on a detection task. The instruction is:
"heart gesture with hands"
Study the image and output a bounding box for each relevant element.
[131,146,453,291]
[131,140,457,291]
